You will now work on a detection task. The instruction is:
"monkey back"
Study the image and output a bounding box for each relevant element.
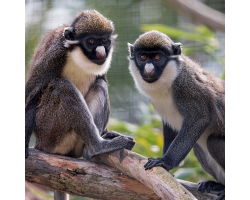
[71,10,114,36]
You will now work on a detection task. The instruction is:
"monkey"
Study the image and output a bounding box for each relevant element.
[128,30,225,200]
[25,10,135,200]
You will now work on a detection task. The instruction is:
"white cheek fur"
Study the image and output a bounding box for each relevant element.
[129,59,183,131]
[62,46,113,96]
[129,60,180,97]
[70,46,113,76]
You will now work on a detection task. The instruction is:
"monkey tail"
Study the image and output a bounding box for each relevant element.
[54,190,69,200]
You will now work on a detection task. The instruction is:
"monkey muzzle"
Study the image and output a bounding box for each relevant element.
[143,63,157,83]
[92,46,106,65]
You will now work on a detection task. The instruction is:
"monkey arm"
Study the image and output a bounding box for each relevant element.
[144,117,209,171]
[162,122,178,154]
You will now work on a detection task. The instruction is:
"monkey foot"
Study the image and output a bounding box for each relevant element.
[102,131,134,142]
[198,180,224,193]
[198,180,225,199]
[144,157,170,171]
[216,189,225,200]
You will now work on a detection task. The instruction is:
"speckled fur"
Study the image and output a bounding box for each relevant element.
[72,10,114,36]
[133,30,172,50]
[128,30,225,191]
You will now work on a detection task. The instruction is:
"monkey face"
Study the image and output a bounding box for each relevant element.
[128,31,182,84]
[61,10,117,75]
[79,34,113,65]
[133,49,169,83]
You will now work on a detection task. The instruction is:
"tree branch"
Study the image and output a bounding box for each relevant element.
[162,0,225,32]
[25,148,218,200]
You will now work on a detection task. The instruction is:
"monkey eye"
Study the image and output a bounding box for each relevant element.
[154,54,161,60]
[140,54,147,60]
[102,38,108,43]
[88,39,96,45]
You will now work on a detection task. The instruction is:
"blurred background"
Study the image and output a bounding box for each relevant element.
[25,0,225,199]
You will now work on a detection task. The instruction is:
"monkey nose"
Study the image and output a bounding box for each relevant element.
[96,46,106,60]
[144,63,155,76]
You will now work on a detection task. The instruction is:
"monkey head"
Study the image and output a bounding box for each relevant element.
[63,10,117,75]
[128,30,182,95]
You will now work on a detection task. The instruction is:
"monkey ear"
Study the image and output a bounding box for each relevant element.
[127,43,134,57]
[172,43,182,55]
[63,27,75,40]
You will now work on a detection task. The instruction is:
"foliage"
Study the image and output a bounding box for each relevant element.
[108,103,214,183]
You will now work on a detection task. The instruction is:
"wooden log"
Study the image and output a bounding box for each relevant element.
[26,148,218,200]
[95,149,197,200]
[25,148,159,200]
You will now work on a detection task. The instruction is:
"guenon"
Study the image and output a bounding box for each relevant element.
[25,10,135,200]
[128,30,225,200]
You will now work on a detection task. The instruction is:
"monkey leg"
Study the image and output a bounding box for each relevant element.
[35,78,135,160]
[85,76,110,135]
[85,76,135,142]
[207,134,225,171]
[197,134,225,200]
[25,101,37,158]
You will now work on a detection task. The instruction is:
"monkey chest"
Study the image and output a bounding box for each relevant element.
[151,95,183,131]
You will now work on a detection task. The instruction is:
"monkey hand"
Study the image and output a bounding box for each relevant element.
[144,157,173,171]
[102,131,134,142]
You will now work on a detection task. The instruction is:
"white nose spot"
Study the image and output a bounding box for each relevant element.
[96,46,106,56]
[145,63,154,73]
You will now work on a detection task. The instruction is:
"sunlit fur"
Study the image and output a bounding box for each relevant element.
[129,59,183,131]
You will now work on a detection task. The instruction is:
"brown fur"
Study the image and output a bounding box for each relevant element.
[133,30,172,50]
[72,10,114,36]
